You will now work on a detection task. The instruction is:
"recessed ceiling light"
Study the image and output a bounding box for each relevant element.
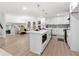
[42,9,45,12]
[22,6,27,10]
[37,4,40,7]
[45,12,48,15]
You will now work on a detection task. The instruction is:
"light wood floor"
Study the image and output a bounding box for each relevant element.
[0,35,79,56]
[1,34,30,56]
[42,36,79,56]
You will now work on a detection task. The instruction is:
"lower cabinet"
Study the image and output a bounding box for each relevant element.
[29,30,51,55]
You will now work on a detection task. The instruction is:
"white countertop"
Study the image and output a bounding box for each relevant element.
[45,28,52,30]
[27,30,49,34]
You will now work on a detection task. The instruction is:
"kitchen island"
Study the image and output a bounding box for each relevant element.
[27,29,52,55]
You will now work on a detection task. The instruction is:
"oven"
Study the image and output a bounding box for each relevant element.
[42,34,47,44]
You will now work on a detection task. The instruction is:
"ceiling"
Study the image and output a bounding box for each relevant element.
[0,2,70,17]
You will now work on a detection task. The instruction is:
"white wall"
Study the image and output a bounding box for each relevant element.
[46,16,69,24]
[5,14,46,35]
[5,14,29,23]
[0,14,3,37]
[0,13,6,38]
[5,14,46,29]
[46,16,69,36]
[69,14,79,51]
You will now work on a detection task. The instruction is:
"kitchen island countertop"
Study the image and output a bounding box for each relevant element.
[27,30,49,35]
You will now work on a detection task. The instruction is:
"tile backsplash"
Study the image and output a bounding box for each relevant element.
[46,24,69,28]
